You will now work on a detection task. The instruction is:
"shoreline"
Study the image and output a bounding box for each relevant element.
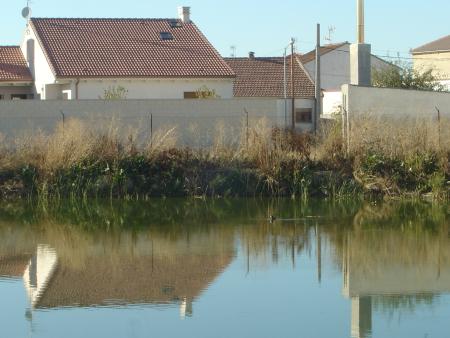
[0,149,448,201]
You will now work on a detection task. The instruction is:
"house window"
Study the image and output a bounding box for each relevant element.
[160,32,174,40]
[184,92,198,99]
[11,94,28,100]
[0,94,4,100]
[295,108,313,124]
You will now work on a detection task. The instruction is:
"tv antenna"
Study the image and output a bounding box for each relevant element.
[22,0,32,20]
[230,45,237,58]
[324,25,336,43]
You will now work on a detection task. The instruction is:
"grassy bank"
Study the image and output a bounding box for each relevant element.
[0,116,448,201]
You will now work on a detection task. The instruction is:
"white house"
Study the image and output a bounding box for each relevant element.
[18,7,235,100]
[300,42,392,116]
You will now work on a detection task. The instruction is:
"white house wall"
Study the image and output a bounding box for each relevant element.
[75,78,234,100]
[304,44,392,91]
[21,23,56,99]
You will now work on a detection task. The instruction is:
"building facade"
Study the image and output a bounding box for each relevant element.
[3,7,235,100]
[412,35,450,90]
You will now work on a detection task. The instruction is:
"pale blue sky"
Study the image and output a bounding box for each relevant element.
[1,0,449,60]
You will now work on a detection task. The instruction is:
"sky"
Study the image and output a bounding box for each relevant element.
[1,0,449,60]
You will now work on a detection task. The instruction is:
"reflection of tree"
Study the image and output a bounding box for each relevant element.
[372,294,437,314]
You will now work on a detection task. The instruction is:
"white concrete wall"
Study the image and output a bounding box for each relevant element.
[342,84,450,118]
[304,44,392,91]
[0,98,314,147]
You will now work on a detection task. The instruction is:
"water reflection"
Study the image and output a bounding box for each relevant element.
[341,209,450,338]
[23,245,58,308]
[0,199,448,338]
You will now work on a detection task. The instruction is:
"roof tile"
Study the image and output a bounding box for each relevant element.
[30,18,235,78]
[0,46,32,82]
[225,56,315,98]
[412,35,450,54]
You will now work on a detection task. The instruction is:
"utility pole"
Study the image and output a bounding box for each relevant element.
[315,24,321,134]
[283,47,288,128]
[290,38,295,131]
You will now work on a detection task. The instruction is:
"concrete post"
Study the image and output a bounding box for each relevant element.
[350,43,372,86]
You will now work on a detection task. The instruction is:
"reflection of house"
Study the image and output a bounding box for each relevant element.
[33,252,232,315]
[225,54,316,131]
[0,47,33,100]
[23,245,58,308]
[11,7,235,100]
[0,254,32,277]
[0,237,233,318]
[412,35,450,89]
[342,229,450,338]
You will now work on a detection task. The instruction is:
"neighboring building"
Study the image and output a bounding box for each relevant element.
[0,46,33,100]
[18,7,235,100]
[412,35,450,89]
[225,53,316,131]
[300,42,391,91]
[300,42,392,116]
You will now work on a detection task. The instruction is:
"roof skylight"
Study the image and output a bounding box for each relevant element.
[160,32,174,40]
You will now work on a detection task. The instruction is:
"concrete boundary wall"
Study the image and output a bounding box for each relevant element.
[0,98,314,147]
[341,85,450,152]
[342,85,450,118]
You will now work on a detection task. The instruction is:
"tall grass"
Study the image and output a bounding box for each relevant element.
[0,114,448,200]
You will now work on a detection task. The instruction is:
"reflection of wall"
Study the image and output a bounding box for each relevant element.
[342,227,450,338]
[343,230,450,297]
[351,297,372,338]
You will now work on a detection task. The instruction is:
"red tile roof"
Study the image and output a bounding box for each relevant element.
[300,42,348,64]
[412,35,450,54]
[0,46,32,82]
[225,56,315,98]
[30,18,235,79]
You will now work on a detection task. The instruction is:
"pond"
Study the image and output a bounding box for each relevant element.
[0,199,448,338]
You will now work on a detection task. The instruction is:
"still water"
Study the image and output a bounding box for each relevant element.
[0,199,448,338]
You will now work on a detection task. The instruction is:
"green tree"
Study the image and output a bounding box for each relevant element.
[372,62,446,92]
[195,85,221,99]
[102,85,128,100]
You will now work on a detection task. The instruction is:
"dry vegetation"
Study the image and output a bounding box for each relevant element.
[0,114,448,200]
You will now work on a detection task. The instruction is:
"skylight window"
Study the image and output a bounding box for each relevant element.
[169,19,182,28]
[160,32,174,40]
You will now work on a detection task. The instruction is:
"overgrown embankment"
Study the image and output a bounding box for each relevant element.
[0,116,448,200]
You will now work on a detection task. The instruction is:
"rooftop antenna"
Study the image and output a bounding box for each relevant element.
[230,45,237,58]
[22,0,32,20]
[324,26,336,44]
